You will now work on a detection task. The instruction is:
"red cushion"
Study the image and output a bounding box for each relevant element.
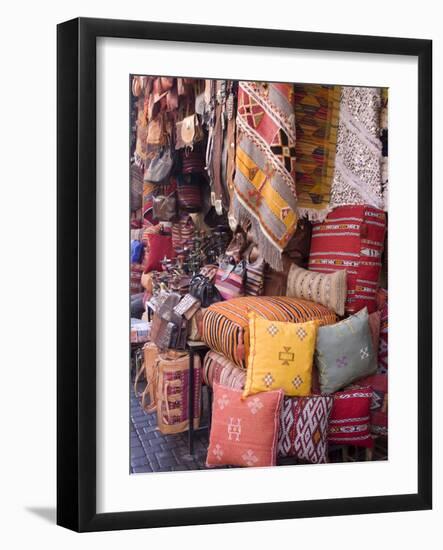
[328,387,373,448]
[355,374,388,437]
[308,205,386,314]
[144,232,174,272]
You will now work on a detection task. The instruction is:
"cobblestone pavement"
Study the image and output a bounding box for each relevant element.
[130,381,210,473]
[130,380,387,474]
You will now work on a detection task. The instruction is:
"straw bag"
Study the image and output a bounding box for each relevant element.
[156,351,202,434]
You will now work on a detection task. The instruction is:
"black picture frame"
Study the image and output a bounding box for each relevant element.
[57,17,432,532]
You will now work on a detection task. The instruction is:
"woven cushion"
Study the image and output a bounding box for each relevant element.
[286,263,347,316]
[244,316,317,398]
[315,307,377,394]
[328,387,373,448]
[278,395,333,463]
[202,351,246,390]
[202,296,337,368]
[206,384,283,468]
[352,373,388,436]
[308,205,386,314]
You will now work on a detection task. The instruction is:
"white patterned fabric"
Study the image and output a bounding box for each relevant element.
[278,395,333,463]
[330,87,384,210]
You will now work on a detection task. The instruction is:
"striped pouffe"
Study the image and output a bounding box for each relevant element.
[201,296,336,368]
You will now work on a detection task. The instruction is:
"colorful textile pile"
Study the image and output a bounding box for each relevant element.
[294,84,341,221]
[330,87,384,210]
[308,205,386,314]
[233,81,298,270]
[202,296,337,368]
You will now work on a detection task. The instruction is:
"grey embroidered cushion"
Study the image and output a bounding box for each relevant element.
[286,264,347,316]
[315,307,377,394]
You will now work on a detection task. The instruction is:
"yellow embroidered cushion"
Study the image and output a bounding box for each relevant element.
[243,315,317,398]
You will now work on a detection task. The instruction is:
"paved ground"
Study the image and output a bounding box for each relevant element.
[130,379,387,474]
[130,381,210,473]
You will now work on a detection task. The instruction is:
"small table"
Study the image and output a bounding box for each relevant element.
[186,340,210,455]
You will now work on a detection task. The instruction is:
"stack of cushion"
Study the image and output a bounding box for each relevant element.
[308,205,386,315]
[203,303,383,467]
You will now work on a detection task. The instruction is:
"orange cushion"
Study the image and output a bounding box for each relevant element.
[206,384,283,468]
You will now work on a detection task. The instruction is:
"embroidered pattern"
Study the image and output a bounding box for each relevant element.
[292,375,303,389]
[227,417,242,441]
[247,397,264,415]
[212,444,224,461]
[218,394,229,410]
[263,373,274,388]
[267,324,279,337]
[279,346,295,366]
[242,449,259,466]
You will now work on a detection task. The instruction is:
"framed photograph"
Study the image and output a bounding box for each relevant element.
[57,17,432,532]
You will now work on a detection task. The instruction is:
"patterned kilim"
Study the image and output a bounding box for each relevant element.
[308,205,386,314]
[278,395,333,463]
[330,87,384,210]
[232,81,298,270]
[201,296,336,368]
[294,84,341,221]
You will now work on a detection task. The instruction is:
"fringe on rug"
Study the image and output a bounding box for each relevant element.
[232,195,284,272]
[296,206,331,223]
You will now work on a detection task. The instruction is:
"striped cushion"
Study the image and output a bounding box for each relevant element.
[308,205,386,314]
[245,258,265,296]
[202,296,336,368]
[202,351,246,390]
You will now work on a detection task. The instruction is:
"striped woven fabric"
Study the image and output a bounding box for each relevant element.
[171,215,195,252]
[202,350,246,390]
[201,296,336,368]
[308,205,386,314]
[294,84,341,221]
[245,257,265,296]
